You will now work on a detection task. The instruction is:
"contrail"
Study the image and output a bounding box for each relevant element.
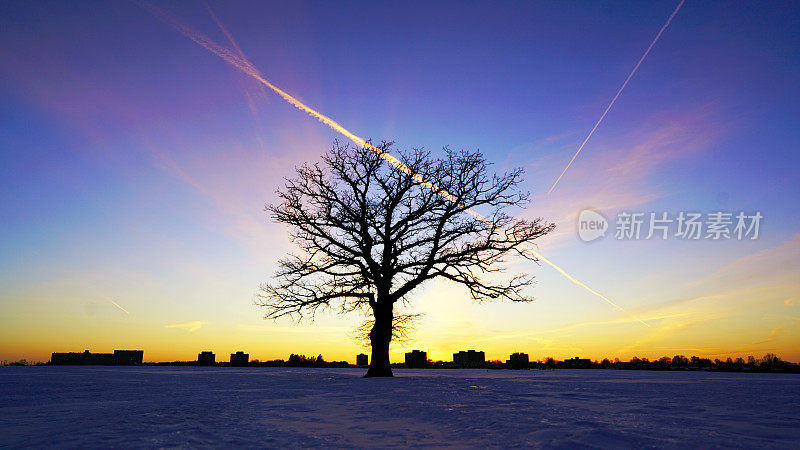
[142,3,648,326]
[109,299,130,314]
[140,3,447,194]
[520,246,648,326]
[547,0,685,195]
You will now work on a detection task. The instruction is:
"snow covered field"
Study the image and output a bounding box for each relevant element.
[1,367,798,448]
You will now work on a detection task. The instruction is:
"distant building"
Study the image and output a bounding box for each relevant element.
[230,351,249,366]
[405,350,427,368]
[453,350,485,368]
[507,352,530,369]
[356,353,368,366]
[197,351,215,365]
[563,357,591,368]
[113,350,144,365]
[50,350,143,365]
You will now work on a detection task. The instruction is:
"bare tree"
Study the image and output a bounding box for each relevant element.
[257,141,554,377]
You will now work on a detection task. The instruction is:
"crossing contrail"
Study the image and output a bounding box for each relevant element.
[547,0,685,195]
[142,3,648,326]
[204,2,247,60]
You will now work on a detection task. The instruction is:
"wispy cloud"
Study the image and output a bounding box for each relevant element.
[529,105,723,250]
[237,324,349,334]
[165,321,205,332]
[697,233,800,289]
[753,325,787,345]
[547,0,686,194]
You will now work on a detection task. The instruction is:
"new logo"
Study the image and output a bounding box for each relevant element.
[577,209,608,242]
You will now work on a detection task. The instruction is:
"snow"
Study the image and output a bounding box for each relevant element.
[1,367,798,447]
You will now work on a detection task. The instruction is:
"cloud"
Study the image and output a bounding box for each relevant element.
[700,233,800,289]
[500,235,800,359]
[621,234,800,319]
[237,324,349,334]
[753,326,787,344]
[165,321,205,332]
[525,105,723,250]
[614,313,723,356]
[0,19,328,267]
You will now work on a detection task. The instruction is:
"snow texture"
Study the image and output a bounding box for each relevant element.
[1,367,798,448]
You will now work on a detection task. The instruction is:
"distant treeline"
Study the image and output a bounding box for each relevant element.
[562,353,795,372]
[419,353,798,373]
[1,359,45,366]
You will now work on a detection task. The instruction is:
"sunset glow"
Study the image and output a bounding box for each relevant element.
[143,2,644,326]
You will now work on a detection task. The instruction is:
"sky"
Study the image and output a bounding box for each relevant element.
[1,1,798,364]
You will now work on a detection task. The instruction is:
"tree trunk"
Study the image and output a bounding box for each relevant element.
[364,303,393,377]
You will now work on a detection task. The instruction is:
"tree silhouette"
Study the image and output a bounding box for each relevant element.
[257,141,554,377]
